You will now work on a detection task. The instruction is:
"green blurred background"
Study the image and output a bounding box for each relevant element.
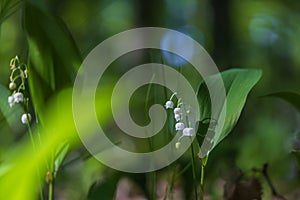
[0,0,300,199]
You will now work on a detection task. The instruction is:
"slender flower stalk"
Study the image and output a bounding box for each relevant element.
[7,56,44,200]
[198,155,208,200]
[190,142,198,200]
[145,77,157,200]
[164,94,196,148]
[164,93,199,199]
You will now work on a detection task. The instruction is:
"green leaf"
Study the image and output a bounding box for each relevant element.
[264,92,300,113]
[197,68,262,155]
[0,164,11,177]
[0,0,22,25]
[88,177,118,200]
[54,142,69,177]
[23,2,82,125]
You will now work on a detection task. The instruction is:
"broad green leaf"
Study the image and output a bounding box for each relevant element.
[23,2,82,125]
[197,68,262,155]
[264,92,300,113]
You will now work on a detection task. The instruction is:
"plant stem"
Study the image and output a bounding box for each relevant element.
[262,164,286,199]
[144,75,157,200]
[27,123,35,150]
[145,74,155,117]
[168,166,177,200]
[147,137,156,200]
[199,156,208,200]
[199,162,205,200]
[190,142,198,200]
[48,179,53,200]
[47,152,55,200]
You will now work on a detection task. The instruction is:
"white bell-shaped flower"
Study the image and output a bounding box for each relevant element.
[175,122,185,131]
[174,114,181,121]
[8,96,15,107]
[165,100,174,109]
[14,92,24,103]
[174,107,181,115]
[183,127,194,137]
[21,113,31,124]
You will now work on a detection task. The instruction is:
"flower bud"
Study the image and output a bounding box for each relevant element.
[9,82,16,90]
[24,69,28,78]
[175,142,181,149]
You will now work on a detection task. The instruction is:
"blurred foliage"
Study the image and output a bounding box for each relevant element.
[23,1,82,125]
[265,92,300,113]
[0,0,299,199]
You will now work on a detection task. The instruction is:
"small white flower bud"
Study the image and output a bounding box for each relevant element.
[8,96,15,107]
[21,113,31,124]
[174,107,181,115]
[175,122,185,131]
[175,142,181,149]
[9,82,16,90]
[174,114,181,121]
[13,92,24,103]
[183,127,194,137]
[24,69,28,78]
[165,100,174,109]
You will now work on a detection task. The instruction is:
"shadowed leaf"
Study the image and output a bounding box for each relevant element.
[0,0,22,25]
[264,92,300,113]
[23,1,82,125]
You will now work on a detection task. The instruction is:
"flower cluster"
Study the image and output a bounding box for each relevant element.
[165,92,195,149]
[7,56,31,125]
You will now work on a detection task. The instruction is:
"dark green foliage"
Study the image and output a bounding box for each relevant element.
[23,1,82,124]
[264,92,300,113]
